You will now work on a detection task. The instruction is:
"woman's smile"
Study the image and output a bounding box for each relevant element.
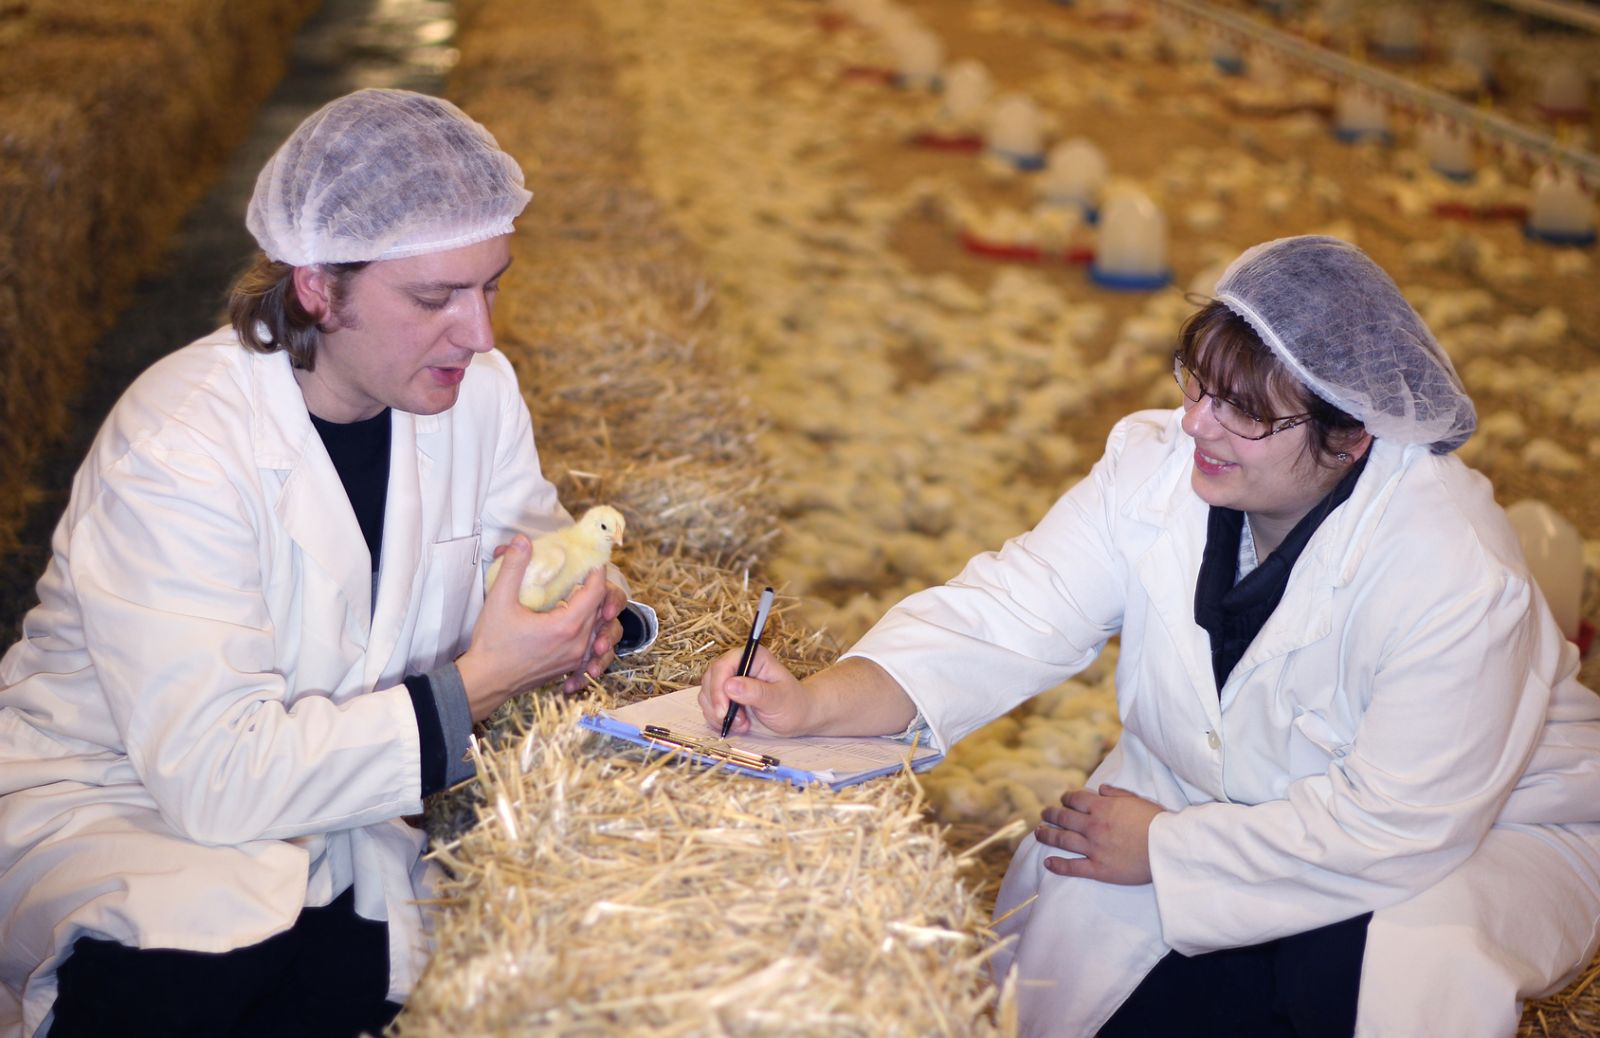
[1193,447,1236,475]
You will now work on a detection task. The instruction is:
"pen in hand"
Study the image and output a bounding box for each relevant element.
[720,586,776,738]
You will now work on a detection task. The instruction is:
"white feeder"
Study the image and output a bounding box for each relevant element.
[1037,138,1109,213]
[1211,33,1245,76]
[940,59,992,126]
[1252,52,1291,91]
[1154,9,1188,44]
[1091,187,1173,290]
[1539,61,1591,118]
[835,0,895,31]
[1525,166,1598,246]
[985,94,1047,170]
[1093,0,1136,20]
[1419,119,1474,181]
[1450,27,1494,82]
[1320,0,1353,26]
[1371,6,1425,60]
[888,26,944,90]
[1333,83,1389,142]
[1506,500,1585,641]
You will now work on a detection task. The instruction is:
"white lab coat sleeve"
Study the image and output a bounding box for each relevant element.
[846,415,1152,751]
[1149,570,1549,953]
[70,442,422,847]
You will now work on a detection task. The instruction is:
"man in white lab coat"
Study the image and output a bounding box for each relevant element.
[0,89,653,1037]
[700,237,1600,1036]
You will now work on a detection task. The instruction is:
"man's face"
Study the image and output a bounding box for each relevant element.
[295,234,513,422]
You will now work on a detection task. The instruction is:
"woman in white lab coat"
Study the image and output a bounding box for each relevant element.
[700,236,1600,1037]
[0,90,650,1038]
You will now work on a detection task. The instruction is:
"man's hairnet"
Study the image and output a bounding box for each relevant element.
[247,89,532,267]
[1214,235,1476,453]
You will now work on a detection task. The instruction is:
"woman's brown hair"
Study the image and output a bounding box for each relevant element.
[1176,300,1366,467]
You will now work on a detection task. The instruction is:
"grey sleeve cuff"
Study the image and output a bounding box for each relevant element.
[428,661,479,788]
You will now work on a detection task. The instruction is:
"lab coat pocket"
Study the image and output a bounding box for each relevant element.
[424,530,482,671]
[1288,708,1351,778]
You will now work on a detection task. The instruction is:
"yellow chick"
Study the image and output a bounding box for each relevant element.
[484,506,626,612]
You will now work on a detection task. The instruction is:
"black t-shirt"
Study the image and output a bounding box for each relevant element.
[309,408,392,573]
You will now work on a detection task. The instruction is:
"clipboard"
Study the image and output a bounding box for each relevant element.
[579,686,942,790]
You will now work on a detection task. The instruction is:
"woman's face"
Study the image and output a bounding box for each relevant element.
[1179,374,1347,534]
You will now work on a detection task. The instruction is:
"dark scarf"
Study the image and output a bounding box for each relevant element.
[1194,452,1369,695]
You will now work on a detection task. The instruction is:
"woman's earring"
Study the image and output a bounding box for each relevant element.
[1336,452,1351,462]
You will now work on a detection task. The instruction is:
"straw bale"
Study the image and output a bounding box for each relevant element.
[0,0,317,548]
[402,694,1015,1037]
[0,96,94,552]
[0,98,92,411]
[399,2,1017,1033]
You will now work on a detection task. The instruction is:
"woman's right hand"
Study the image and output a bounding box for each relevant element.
[697,644,817,737]
[455,535,609,721]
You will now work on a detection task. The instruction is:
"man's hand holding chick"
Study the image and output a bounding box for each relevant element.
[457,536,624,719]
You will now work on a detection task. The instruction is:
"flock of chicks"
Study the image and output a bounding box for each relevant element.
[592,0,1600,835]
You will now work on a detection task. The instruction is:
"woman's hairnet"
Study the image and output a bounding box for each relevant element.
[1215,235,1476,453]
[247,88,532,266]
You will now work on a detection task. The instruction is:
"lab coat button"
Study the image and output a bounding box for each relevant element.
[1206,730,1221,751]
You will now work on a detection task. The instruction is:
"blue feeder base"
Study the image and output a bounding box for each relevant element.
[1333,127,1393,146]
[1523,224,1597,247]
[1212,55,1246,76]
[1036,198,1100,224]
[989,147,1047,171]
[1090,266,1174,292]
[1430,166,1475,183]
[1370,43,1424,62]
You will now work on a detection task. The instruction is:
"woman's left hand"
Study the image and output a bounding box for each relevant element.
[1036,785,1167,885]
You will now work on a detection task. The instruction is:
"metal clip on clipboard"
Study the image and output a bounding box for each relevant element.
[640,725,781,772]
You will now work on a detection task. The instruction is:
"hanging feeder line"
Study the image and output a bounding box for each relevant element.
[1480,0,1600,35]
[1148,0,1600,186]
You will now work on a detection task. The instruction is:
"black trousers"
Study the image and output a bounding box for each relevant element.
[49,887,401,1038]
[1097,912,1372,1038]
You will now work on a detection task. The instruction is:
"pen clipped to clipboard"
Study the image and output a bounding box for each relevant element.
[641,724,779,771]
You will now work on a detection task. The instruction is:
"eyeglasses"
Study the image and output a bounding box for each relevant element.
[1173,355,1312,441]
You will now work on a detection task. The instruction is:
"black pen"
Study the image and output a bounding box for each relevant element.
[720,586,775,738]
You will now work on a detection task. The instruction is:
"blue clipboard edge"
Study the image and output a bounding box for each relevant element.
[578,713,943,792]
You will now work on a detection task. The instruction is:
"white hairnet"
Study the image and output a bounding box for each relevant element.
[247,88,532,266]
[1215,235,1476,453]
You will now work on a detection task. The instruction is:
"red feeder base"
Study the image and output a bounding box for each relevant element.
[961,232,1042,261]
[840,66,896,86]
[961,232,1095,265]
[1539,105,1592,123]
[1432,201,1529,222]
[1578,618,1597,658]
[909,131,984,152]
